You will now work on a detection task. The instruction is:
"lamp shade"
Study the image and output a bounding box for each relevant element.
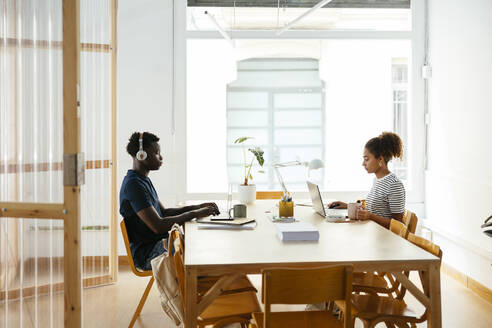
[308,159,324,170]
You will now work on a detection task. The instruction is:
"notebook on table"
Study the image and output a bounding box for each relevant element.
[275,222,319,241]
[197,217,255,226]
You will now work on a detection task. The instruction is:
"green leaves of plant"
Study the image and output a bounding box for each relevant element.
[249,147,265,167]
[234,137,251,144]
[234,136,265,184]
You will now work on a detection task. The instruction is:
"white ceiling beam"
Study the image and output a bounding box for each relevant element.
[276,0,335,36]
[204,11,235,47]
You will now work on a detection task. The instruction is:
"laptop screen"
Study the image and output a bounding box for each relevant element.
[307,181,326,217]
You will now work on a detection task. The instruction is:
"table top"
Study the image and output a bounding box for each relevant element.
[185,200,439,269]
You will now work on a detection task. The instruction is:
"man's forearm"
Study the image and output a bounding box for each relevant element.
[156,212,194,234]
[162,205,198,217]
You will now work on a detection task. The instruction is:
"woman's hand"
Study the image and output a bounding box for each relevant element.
[326,201,347,209]
[356,209,372,221]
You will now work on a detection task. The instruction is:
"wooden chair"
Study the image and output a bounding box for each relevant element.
[170,229,261,328]
[120,220,155,328]
[345,233,442,328]
[352,220,408,298]
[403,210,418,234]
[256,191,283,200]
[250,266,354,328]
[390,219,409,239]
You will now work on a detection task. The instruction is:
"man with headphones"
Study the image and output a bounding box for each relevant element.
[119,132,220,270]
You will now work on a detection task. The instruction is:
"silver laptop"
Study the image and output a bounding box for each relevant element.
[307,181,349,222]
[210,184,233,220]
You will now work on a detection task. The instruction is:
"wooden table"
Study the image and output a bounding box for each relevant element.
[184,201,442,327]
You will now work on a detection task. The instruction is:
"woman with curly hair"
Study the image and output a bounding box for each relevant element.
[328,132,405,229]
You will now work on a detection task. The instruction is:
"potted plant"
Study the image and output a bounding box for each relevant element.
[234,137,265,204]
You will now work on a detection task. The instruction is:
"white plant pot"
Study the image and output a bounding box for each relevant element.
[238,184,256,204]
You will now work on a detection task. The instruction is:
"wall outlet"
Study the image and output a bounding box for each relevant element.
[422,65,432,79]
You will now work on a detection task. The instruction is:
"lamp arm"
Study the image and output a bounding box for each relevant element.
[273,160,305,168]
[274,166,288,196]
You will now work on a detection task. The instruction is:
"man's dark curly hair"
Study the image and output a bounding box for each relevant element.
[126,132,160,158]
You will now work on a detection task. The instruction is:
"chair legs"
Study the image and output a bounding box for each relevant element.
[128,276,155,328]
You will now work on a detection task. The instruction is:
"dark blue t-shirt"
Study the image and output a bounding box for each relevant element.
[119,170,167,269]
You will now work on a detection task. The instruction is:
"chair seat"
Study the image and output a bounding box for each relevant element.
[250,310,344,328]
[197,275,257,300]
[199,291,261,323]
[352,272,390,292]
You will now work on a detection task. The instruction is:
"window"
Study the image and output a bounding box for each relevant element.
[183,0,424,200]
[186,39,411,193]
[226,58,325,190]
[391,58,408,181]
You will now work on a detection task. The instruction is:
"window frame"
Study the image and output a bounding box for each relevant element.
[173,0,425,207]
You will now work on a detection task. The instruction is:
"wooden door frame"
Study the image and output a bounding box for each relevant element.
[0,0,118,326]
[0,1,82,327]
[62,0,82,325]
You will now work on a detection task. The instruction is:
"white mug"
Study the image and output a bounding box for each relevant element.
[347,202,362,220]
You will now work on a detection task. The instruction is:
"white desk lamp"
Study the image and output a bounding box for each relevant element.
[273,159,324,196]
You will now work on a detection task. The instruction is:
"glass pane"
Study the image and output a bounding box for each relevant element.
[80,0,110,44]
[321,39,410,191]
[228,110,268,127]
[227,165,268,185]
[80,0,114,320]
[231,70,322,88]
[274,93,322,108]
[227,129,269,146]
[274,110,322,127]
[187,6,411,31]
[276,146,323,163]
[238,59,318,70]
[0,218,64,328]
[0,0,64,203]
[227,91,268,109]
[274,129,322,145]
[227,146,272,165]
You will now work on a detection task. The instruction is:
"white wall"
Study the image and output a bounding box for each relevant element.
[425,0,492,289]
[117,0,176,253]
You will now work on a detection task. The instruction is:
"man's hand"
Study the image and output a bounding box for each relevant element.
[197,202,220,213]
[190,206,220,219]
[356,209,372,221]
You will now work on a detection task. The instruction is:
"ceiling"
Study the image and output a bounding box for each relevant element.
[188,0,411,9]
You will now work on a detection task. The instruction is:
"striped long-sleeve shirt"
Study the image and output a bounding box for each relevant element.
[366,172,405,219]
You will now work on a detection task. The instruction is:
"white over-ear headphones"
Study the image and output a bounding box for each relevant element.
[136,132,147,161]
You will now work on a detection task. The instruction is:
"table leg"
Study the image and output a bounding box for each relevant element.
[184,266,197,327]
[428,262,442,328]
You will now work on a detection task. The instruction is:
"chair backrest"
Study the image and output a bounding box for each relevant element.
[169,229,186,301]
[256,191,284,199]
[390,219,408,239]
[407,232,442,307]
[403,210,419,234]
[262,266,353,328]
[407,233,441,259]
[120,220,152,277]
